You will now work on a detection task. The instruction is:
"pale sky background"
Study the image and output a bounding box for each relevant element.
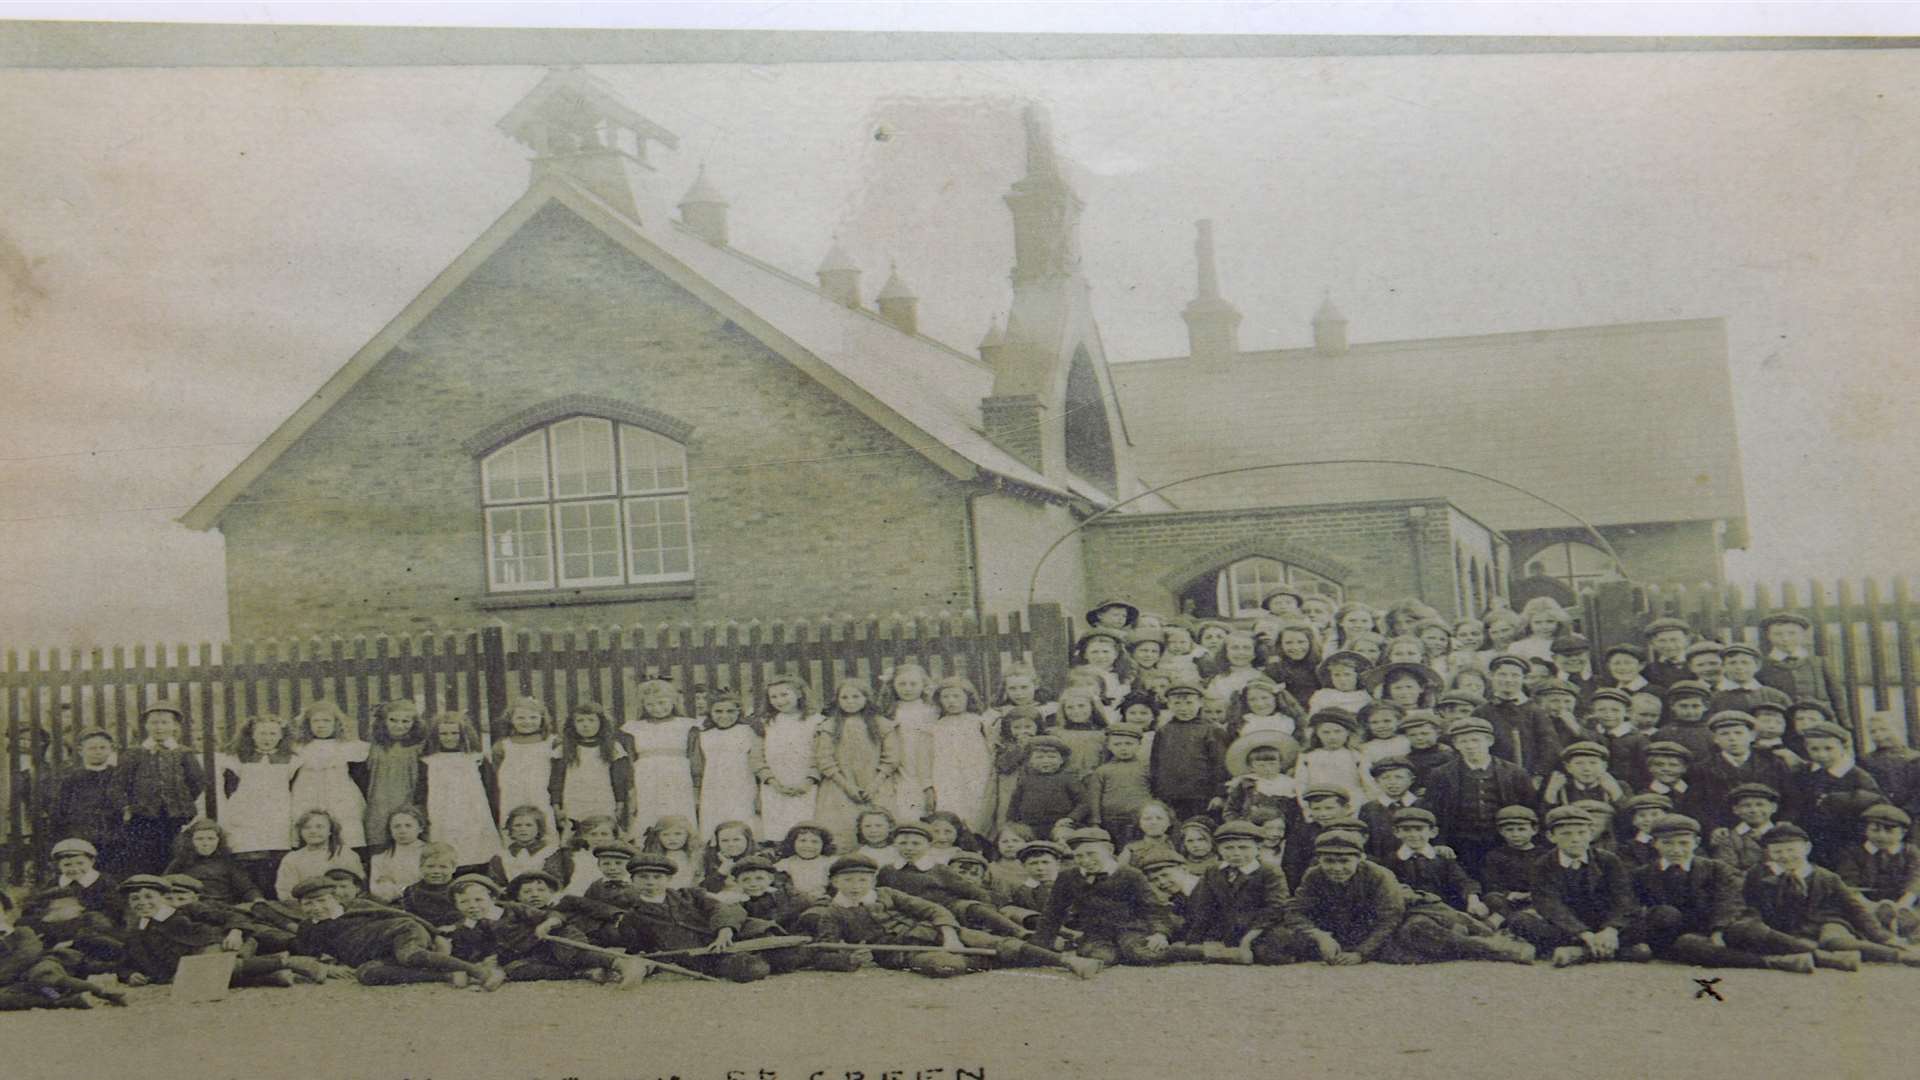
[2,46,1918,647]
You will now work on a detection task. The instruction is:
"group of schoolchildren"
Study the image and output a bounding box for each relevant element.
[7,587,1920,1010]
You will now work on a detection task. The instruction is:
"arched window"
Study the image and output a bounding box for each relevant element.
[480,416,693,592]
[1523,541,1618,595]
[1210,557,1345,618]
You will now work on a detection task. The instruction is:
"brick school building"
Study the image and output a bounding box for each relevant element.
[181,70,1747,639]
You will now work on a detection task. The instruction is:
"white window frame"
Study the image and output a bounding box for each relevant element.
[1523,541,1619,595]
[1215,557,1345,616]
[481,418,694,593]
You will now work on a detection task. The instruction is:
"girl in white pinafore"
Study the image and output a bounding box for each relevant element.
[694,692,762,837]
[751,676,822,841]
[925,676,996,836]
[418,712,503,868]
[216,714,297,888]
[288,701,370,850]
[883,663,938,824]
[622,680,700,836]
[490,697,558,837]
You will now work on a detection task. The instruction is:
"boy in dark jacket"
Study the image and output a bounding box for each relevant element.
[1161,821,1294,965]
[1739,823,1917,968]
[39,729,123,871]
[290,876,502,988]
[0,891,122,1010]
[1832,803,1920,939]
[116,874,322,989]
[1507,806,1650,967]
[1423,718,1538,880]
[1037,828,1174,966]
[1479,805,1543,928]
[1383,807,1489,918]
[443,874,621,983]
[1005,736,1086,835]
[1148,681,1229,820]
[882,824,1029,937]
[1630,815,1814,972]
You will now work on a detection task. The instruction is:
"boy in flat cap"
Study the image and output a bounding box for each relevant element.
[1793,721,1884,864]
[882,823,1030,937]
[1739,823,1918,968]
[38,728,123,873]
[1149,681,1229,821]
[1630,815,1816,973]
[505,870,630,953]
[1136,852,1201,930]
[1683,641,1725,686]
[1160,821,1295,965]
[1423,718,1538,880]
[1600,643,1651,697]
[1833,803,1920,939]
[1860,712,1920,817]
[118,874,325,989]
[1710,644,1782,717]
[1641,618,1695,689]
[1481,655,1541,770]
[1005,734,1086,835]
[1480,806,1543,928]
[1694,710,1799,831]
[290,876,504,989]
[1586,687,1651,790]
[39,836,123,923]
[1655,679,1715,761]
[616,853,779,983]
[1358,756,1427,860]
[444,873,631,985]
[1617,792,1675,868]
[1758,611,1848,728]
[1708,783,1783,872]
[805,854,1102,979]
[1525,679,1588,781]
[1283,832,1529,965]
[1075,722,1154,847]
[1400,710,1458,791]
[0,890,124,1010]
[1384,807,1489,919]
[1549,634,1597,701]
[1641,742,1712,825]
[1507,806,1650,966]
[1035,827,1174,966]
[1542,741,1627,811]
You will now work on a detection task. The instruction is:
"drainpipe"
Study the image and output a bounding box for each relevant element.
[964,488,987,620]
[1407,505,1428,604]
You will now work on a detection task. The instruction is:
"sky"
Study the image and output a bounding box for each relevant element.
[1,46,1918,647]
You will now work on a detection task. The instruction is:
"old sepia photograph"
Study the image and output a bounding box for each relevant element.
[1,6,1917,1078]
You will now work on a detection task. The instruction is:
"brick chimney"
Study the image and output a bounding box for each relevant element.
[1313,293,1349,356]
[875,262,919,336]
[817,242,861,308]
[1182,219,1242,365]
[497,68,680,223]
[677,164,728,246]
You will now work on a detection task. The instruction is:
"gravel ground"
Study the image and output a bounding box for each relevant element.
[5,961,1908,1080]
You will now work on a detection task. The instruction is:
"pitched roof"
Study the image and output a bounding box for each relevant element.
[180,176,1081,531]
[1109,318,1748,535]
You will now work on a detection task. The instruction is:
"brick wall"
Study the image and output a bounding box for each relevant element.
[972,493,1085,621]
[1081,498,1469,618]
[219,202,978,638]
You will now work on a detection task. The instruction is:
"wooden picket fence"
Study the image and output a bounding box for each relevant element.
[0,604,1069,884]
[1581,577,1919,739]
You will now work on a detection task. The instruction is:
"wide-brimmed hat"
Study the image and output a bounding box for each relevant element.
[1225,729,1302,776]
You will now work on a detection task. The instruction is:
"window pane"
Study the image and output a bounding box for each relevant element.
[487,505,552,589]
[482,431,549,503]
[556,499,624,585]
[621,425,688,493]
[551,418,616,499]
[625,495,694,581]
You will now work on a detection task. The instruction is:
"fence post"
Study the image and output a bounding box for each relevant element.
[1027,603,1071,692]
[1584,580,1645,659]
[480,626,509,738]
